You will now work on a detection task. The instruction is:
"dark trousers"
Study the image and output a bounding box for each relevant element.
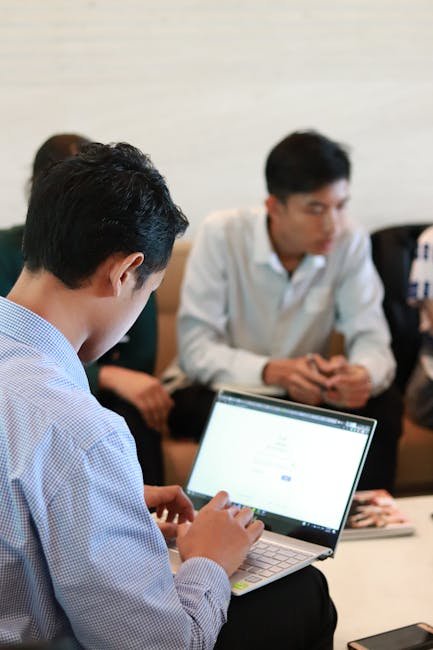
[98,390,164,485]
[170,383,403,493]
[215,566,337,650]
[346,383,402,492]
[10,570,335,650]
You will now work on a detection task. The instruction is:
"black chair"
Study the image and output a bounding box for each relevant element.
[370,224,430,392]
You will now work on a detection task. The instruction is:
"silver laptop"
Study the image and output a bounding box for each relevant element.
[169,389,376,596]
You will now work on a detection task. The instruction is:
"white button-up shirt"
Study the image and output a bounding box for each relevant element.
[178,207,395,395]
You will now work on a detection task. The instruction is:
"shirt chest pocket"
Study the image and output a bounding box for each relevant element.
[304,286,332,313]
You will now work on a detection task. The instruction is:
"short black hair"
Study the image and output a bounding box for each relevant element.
[265,130,351,202]
[31,133,91,184]
[23,142,188,288]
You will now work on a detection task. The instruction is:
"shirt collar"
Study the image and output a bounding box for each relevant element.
[253,209,275,265]
[0,296,89,390]
[252,208,327,276]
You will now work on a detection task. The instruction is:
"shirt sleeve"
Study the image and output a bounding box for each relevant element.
[178,215,269,386]
[335,229,396,395]
[39,428,231,650]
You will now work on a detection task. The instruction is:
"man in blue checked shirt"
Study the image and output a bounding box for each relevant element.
[0,142,336,649]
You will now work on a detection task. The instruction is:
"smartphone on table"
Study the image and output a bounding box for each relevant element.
[348,622,433,649]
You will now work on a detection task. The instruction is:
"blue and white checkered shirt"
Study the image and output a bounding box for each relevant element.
[0,297,230,649]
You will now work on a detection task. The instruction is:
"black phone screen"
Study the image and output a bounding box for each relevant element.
[349,623,433,650]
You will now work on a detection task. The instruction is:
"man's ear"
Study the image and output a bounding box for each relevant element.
[265,194,283,218]
[109,252,144,297]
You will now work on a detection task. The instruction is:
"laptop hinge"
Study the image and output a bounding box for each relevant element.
[317,549,333,561]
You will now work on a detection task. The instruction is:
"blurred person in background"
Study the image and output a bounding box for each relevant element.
[176,130,402,492]
[0,133,174,485]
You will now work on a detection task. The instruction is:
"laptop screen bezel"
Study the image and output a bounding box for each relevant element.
[185,389,376,551]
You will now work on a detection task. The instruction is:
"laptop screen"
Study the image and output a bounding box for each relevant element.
[186,390,376,550]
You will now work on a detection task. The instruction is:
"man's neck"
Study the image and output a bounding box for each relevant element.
[276,252,305,274]
[7,269,90,354]
[266,217,304,273]
[267,215,305,276]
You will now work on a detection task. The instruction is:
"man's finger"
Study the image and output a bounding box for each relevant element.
[204,491,230,511]
[326,374,369,391]
[299,364,329,387]
[327,355,349,373]
[246,519,265,544]
[234,507,255,527]
[141,403,166,433]
[291,374,323,400]
[177,509,195,524]
[326,374,350,390]
[176,521,192,540]
[158,521,177,539]
[149,386,174,415]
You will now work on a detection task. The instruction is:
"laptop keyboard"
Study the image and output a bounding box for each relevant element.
[166,533,315,592]
[233,540,313,584]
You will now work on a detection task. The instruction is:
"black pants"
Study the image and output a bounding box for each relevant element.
[170,383,403,493]
[215,566,337,650]
[345,383,403,492]
[11,570,335,650]
[98,390,164,485]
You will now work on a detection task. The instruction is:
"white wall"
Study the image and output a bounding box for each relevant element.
[1,0,433,237]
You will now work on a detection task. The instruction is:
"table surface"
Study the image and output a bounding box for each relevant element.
[319,494,433,650]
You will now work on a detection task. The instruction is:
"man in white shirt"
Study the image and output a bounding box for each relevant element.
[176,130,402,492]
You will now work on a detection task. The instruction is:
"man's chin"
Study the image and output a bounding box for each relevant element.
[314,239,334,255]
[80,352,100,366]
[78,344,109,366]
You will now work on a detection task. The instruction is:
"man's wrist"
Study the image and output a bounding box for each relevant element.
[262,359,288,387]
[262,361,270,385]
[99,364,122,391]
[262,360,277,386]
[358,365,373,397]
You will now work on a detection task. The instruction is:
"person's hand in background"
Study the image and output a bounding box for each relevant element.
[99,365,174,434]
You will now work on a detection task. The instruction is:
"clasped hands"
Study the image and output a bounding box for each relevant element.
[263,353,372,409]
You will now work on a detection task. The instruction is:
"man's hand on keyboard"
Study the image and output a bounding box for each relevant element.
[176,491,264,577]
[144,484,195,540]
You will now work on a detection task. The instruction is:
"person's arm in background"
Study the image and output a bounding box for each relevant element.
[326,228,396,406]
[98,365,174,433]
[86,293,174,433]
[178,214,270,387]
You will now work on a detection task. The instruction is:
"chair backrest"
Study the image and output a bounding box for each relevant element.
[370,224,430,392]
[155,239,191,375]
